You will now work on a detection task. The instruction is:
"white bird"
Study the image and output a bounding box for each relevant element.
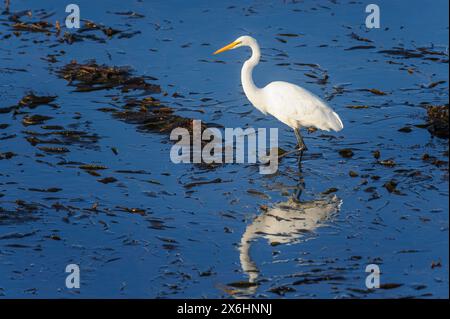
[214,35,343,153]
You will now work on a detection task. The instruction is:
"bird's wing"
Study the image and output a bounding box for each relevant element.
[263,81,343,131]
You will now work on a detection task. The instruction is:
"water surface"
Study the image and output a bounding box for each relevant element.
[0,0,448,298]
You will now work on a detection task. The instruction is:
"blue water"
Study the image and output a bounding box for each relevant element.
[0,0,448,298]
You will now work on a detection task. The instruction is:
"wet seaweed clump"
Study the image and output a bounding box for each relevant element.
[349,32,373,43]
[338,148,354,158]
[12,21,53,34]
[59,19,140,44]
[0,93,57,114]
[23,129,99,154]
[379,46,449,63]
[3,8,55,36]
[22,114,53,126]
[79,20,121,37]
[0,201,40,225]
[111,97,217,168]
[2,6,138,43]
[57,61,161,93]
[19,93,57,108]
[113,101,208,135]
[426,105,449,138]
[383,180,400,194]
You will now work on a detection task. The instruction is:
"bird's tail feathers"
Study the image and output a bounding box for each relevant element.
[329,111,344,132]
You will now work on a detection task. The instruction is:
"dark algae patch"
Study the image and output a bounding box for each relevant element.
[57,61,161,93]
[0,93,57,114]
[18,93,57,109]
[338,148,354,158]
[56,61,211,137]
[425,104,449,138]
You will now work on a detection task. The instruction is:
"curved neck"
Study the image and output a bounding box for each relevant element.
[241,42,261,103]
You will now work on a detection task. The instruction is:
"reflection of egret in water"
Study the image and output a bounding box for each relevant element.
[232,122,340,296]
[238,194,342,292]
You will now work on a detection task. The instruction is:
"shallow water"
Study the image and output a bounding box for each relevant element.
[0,0,448,298]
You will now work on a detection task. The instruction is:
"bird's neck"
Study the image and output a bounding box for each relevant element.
[241,43,263,109]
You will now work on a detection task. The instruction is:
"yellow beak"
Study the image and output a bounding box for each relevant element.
[213,41,241,55]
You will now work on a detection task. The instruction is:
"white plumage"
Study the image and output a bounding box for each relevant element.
[262,81,343,131]
[214,35,343,151]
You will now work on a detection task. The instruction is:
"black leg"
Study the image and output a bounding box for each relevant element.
[277,129,308,160]
[294,128,307,151]
[294,128,307,169]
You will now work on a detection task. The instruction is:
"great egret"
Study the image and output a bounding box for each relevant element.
[214,36,343,155]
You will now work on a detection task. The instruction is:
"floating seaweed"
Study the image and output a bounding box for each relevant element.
[12,21,53,33]
[378,46,448,63]
[57,61,161,93]
[338,148,354,158]
[425,104,449,138]
[22,114,53,126]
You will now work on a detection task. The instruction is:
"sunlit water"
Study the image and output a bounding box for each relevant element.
[0,0,448,298]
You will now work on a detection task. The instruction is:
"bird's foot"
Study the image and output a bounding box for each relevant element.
[278,148,298,159]
[278,146,307,159]
[296,144,308,152]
